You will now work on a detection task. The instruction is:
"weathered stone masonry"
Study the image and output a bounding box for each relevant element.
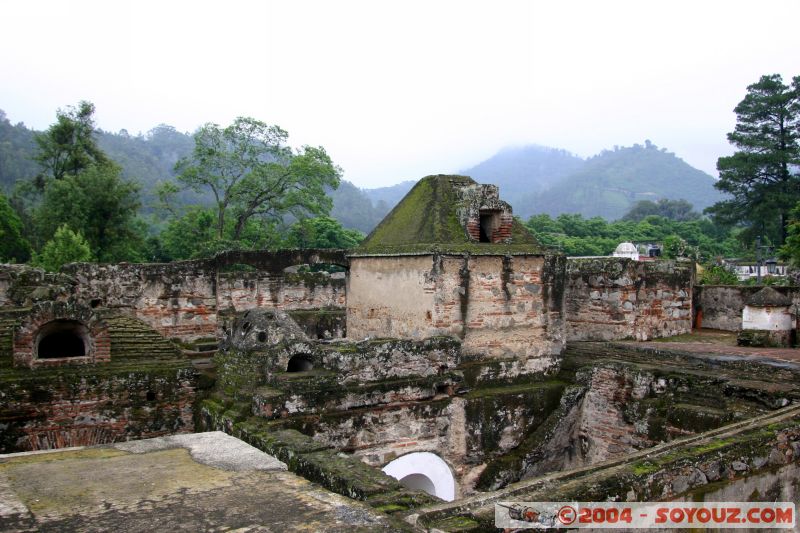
[565,257,694,341]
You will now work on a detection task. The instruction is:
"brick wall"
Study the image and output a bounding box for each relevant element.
[0,365,196,453]
[12,301,110,368]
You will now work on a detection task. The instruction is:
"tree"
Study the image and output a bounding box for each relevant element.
[622,199,700,222]
[173,117,340,241]
[698,265,739,285]
[35,163,143,262]
[286,216,364,249]
[707,74,800,245]
[34,101,109,185]
[33,224,91,271]
[0,191,31,262]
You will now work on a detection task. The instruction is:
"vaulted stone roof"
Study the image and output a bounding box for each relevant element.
[354,175,544,255]
[746,286,792,307]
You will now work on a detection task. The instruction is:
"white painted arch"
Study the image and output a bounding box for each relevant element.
[382,451,455,502]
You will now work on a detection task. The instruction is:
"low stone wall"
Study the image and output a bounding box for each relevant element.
[696,285,800,331]
[565,258,693,341]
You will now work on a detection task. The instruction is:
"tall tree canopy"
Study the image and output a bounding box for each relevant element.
[622,199,700,222]
[26,101,144,263]
[0,191,31,262]
[173,117,341,241]
[35,163,143,262]
[33,101,109,185]
[707,74,800,245]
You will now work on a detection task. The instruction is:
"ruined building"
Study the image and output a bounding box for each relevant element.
[3,176,800,531]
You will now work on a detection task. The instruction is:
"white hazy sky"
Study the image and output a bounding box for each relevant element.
[1,0,798,188]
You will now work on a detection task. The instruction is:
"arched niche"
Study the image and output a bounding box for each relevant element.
[287,354,314,372]
[382,451,456,501]
[35,319,89,359]
[13,302,110,368]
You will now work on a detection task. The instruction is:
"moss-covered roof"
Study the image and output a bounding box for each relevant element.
[354,175,545,255]
[746,286,792,307]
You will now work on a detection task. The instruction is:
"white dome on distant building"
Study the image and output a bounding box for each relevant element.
[613,242,639,260]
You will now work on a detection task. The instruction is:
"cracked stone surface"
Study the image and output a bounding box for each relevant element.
[0,432,399,532]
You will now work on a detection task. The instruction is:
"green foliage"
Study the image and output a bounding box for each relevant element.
[286,216,364,249]
[0,110,39,192]
[741,275,789,286]
[328,180,386,233]
[707,74,800,245]
[32,224,92,271]
[661,235,697,260]
[623,199,700,222]
[173,117,341,241]
[35,163,144,262]
[698,265,739,285]
[780,202,800,266]
[34,101,109,184]
[96,124,197,212]
[0,191,31,262]
[525,212,742,260]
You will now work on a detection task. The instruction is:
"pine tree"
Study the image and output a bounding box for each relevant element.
[707,74,800,245]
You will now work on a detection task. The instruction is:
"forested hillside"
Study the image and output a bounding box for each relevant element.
[0,111,380,230]
[526,142,722,220]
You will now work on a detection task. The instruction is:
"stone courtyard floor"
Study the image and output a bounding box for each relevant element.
[627,328,800,366]
[0,432,402,532]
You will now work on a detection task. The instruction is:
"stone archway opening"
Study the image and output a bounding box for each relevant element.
[35,320,89,359]
[287,354,314,372]
[382,451,455,501]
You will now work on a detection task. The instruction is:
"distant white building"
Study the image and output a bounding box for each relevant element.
[612,242,639,260]
[722,259,788,282]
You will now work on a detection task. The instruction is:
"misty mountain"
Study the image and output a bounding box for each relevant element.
[459,145,585,216]
[0,110,38,190]
[328,180,387,233]
[524,141,723,220]
[361,180,416,213]
[1,109,726,230]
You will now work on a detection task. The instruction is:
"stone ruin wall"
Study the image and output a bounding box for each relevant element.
[0,252,347,346]
[0,253,696,350]
[564,258,694,341]
[696,285,800,331]
[346,253,567,363]
[1,365,196,452]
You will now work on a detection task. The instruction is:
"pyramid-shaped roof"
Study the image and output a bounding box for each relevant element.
[354,175,545,255]
[746,286,792,307]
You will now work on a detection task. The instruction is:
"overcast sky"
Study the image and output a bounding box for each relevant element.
[2,0,798,188]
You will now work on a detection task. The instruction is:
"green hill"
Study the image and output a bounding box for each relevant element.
[459,145,585,216]
[524,141,723,220]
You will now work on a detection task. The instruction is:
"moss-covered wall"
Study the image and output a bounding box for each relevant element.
[0,362,196,453]
[411,406,800,532]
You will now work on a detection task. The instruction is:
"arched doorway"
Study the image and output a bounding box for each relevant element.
[382,452,455,501]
